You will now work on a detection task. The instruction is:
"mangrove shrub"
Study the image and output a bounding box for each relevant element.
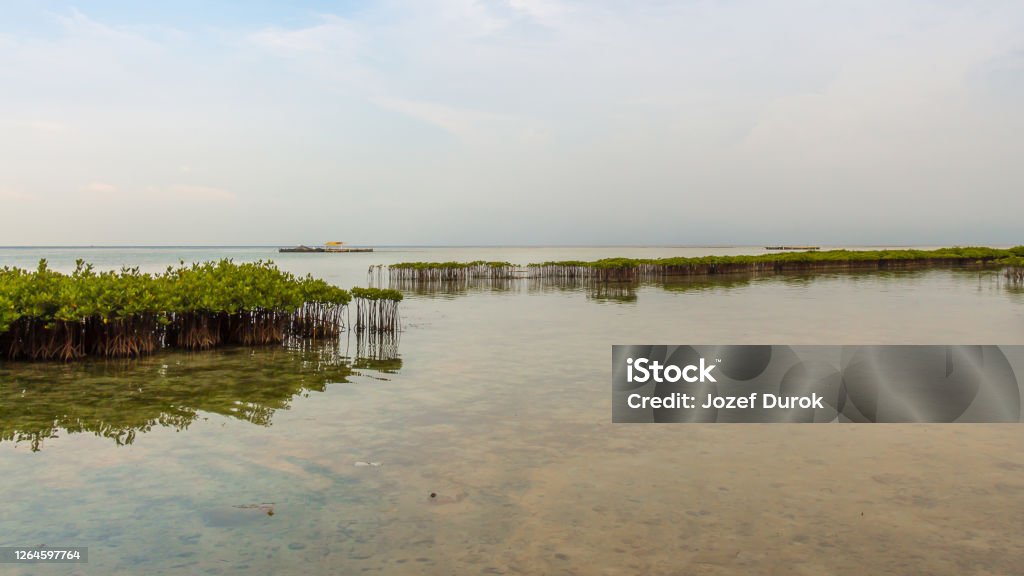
[0,259,351,360]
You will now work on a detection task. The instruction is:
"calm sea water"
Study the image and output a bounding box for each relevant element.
[1,246,1023,575]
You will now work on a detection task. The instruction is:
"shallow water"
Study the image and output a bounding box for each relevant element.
[1,247,1023,575]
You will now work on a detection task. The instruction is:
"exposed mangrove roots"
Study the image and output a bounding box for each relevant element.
[1003,257,1024,284]
[0,259,351,361]
[351,287,402,333]
[388,261,518,282]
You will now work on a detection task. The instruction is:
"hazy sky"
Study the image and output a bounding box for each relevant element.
[2,1,1022,246]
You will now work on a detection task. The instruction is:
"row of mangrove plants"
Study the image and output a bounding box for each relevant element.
[350,287,403,333]
[382,246,1024,284]
[0,259,403,361]
[386,261,518,282]
[526,246,1024,281]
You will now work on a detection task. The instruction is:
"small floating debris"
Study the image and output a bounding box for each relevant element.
[354,461,382,467]
[427,491,468,504]
[203,503,276,526]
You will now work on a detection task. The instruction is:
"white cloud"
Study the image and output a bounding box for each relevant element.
[0,187,37,202]
[26,120,69,134]
[434,0,508,36]
[1,2,1023,245]
[507,0,566,25]
[53,8,159,47]
[164,185,237,202]
[78,183,236,204]
[374,97,512,139]
[248,15,359,55]
[81,182,119,197]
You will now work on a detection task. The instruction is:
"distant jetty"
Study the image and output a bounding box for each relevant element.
[765,245,820,251]
[280,242,373,253]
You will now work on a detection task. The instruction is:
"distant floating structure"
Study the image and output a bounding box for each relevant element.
[765,245,820,251]
[279,241,373,253]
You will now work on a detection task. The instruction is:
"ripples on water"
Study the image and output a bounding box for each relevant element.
[1,247,1023,575]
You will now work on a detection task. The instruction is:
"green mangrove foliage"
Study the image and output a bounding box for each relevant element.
[526,247,1022,282]
[0,259,351,361]
[384,247,1024,285]
[388,260,517,281]
[380,247,1024,286]
[350,287,403,333]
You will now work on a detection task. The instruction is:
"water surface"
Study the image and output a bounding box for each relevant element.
[1,247,1022,575]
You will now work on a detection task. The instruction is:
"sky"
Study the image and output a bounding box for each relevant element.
[1,0,1022,246]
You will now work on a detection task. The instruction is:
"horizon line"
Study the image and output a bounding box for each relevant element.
[0,243,1008,250]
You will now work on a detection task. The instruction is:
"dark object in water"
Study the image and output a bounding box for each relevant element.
[202,503,276,526]
[427,491,468,504]
[279,245,373,253]
[233,503,276,515]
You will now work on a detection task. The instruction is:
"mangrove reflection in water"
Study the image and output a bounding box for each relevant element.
[0,333,401,452]
[390,269,1022,307]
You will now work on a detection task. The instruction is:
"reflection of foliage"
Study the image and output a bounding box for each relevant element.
[659,275,757,293]
[587,281,638,304]
[352,356,403,374]
[386,268,1024,308]
[389,277,519,298]
[353,331,401,365]
[0,338,399,452]
[659,270,935,292]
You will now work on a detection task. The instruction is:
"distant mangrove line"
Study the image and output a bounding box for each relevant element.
[0,259,403,361]
[385,260,517,281]
[383,247,1024,284]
